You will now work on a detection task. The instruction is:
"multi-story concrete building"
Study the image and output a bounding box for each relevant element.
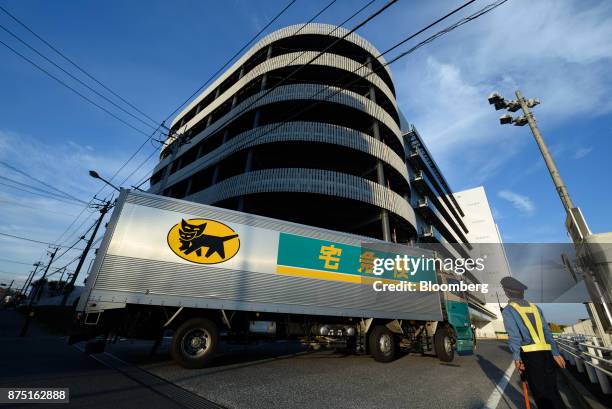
[148,24,491,316]
[150,24,469,248]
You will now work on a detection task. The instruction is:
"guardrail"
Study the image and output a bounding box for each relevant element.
[555,334,612,395]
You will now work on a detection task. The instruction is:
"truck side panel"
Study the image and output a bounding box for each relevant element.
[81,190,444,322]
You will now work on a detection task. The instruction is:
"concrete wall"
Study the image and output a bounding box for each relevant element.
[563,319,597,337]
[454,186,511,339]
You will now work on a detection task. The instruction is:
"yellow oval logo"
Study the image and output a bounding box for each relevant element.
[167,218,240,264]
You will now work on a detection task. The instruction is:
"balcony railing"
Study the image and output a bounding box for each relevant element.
[408,150,469,235]
[412,171,471,244]
[415,196,471,254]
[405,126,466,217]
[419,224,441,243]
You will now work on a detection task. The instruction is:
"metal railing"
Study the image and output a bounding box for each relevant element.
[555,333,612,395]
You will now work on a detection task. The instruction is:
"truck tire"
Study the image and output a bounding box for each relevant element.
[369,325,397,362]
[171,318,218,369]
[434,326,454,362]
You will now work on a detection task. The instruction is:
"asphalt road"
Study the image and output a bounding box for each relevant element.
[0,311,203,409]
[107,336,579,409]
[0,310,581,409]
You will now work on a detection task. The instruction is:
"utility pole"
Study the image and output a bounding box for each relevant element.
[20,247,58,337]
[60,200,111,307]
[488,89,612,345]
[58,267,66,287]
[20,262,41,296]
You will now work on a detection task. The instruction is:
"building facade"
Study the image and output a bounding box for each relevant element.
[454,186,511,338]
[149,24,472,257]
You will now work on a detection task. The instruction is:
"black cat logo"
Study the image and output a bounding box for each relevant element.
[167,218,240,264]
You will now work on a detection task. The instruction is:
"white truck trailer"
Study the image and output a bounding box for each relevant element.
[71,189,474,368]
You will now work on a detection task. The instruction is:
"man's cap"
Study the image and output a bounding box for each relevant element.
[500,276,528,291]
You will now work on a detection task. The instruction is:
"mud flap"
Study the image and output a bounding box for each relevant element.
[455,339,474,355]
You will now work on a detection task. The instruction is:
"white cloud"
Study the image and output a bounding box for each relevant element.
[392,0,612,187]
[573,147,592,159]
[0,130,153,282]
[498,190,535,216]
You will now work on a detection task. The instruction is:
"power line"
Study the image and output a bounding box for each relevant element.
[0,198,79,217]
[48,0,307,246]
[119,147,160,187]
[0,14,164,248]
[137,0,382,187]
[377,0,477,57]
[55,209,97,247]
[134,0,373,188]
[158,0,508,190]
[0,231,85,249]
[0,257,33,266]
[0,175,87,204]
[385,0,510,65]
[57,120,164,239]
[0,6,168,248]
[53,123,162,246]
[0,180,85,206]
[0,270,27,277]
[48,254,81,275]
[0,4,160,127]
[266,0,513,143]
[0,178,74,202]
[267,0,492,122]
[0,38,152,137]
[52,220,95,264]
[164,0,387,151]
[55,0,308,200]
[0,160,87,203]
[0,23,159,131]
[164,0,300,123]
[258,0,511,144]
[46,0,307,248]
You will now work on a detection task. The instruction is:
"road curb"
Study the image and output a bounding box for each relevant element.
[73,343,226,409]
[558,368,607,409]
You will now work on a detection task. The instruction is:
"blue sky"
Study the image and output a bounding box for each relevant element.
[1,0,611,324]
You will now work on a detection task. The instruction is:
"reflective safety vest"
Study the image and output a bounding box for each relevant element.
[509,302,552,352]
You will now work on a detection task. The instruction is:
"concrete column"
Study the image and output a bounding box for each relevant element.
[238,46,272,212]
[261,45,273,90]
[184,178,193,198]
[367,57,391,242]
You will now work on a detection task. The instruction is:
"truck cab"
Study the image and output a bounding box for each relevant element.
[439,272,474,356]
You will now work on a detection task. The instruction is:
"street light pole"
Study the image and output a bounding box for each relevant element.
[88,170,120,192]
[488,89,612,345]
[514,90,574,211]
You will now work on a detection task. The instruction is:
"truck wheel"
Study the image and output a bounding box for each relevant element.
[171,318,218,369]
[369,325,397,362]
[434,326,454,362]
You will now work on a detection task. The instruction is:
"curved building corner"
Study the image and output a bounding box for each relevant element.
[148,23,470,251]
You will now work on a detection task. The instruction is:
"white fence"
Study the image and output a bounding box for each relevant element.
[555,334,612,395]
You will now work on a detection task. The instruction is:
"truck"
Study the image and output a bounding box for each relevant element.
[71,189,474,368]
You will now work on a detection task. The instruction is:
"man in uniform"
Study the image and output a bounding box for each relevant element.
[500,276,566,409]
